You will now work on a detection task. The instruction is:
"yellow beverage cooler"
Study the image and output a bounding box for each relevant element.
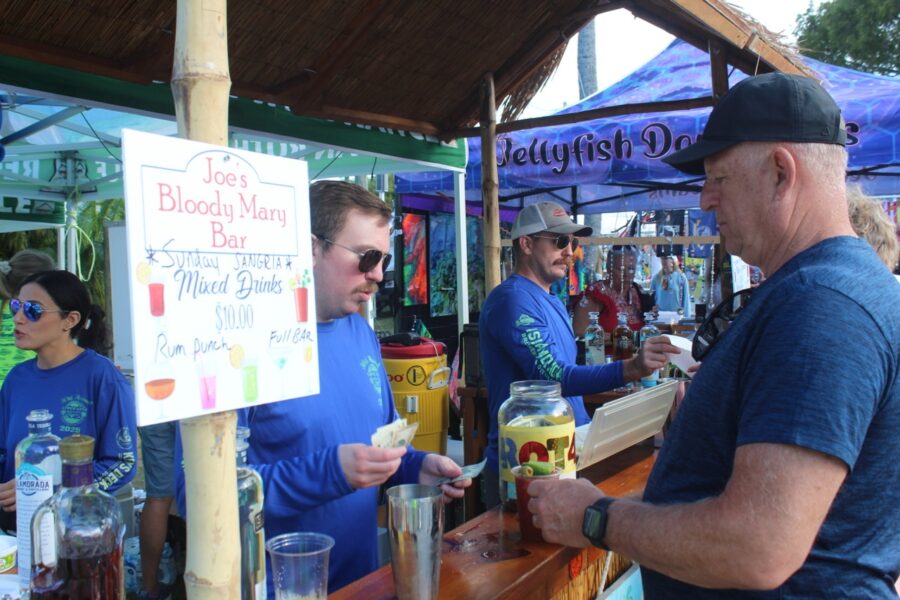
[380,336,450,454]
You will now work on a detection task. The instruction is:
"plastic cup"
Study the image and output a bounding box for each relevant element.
[513,465,560,543]
[266,532,334,600]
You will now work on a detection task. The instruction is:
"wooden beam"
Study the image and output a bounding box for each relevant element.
[447,96,717,139]
[708,39,730,98]
[501,235,720,247]
[0,34,153,85]
[481,73,502,293]
[621,2,775,78]
[314,104,443,137]
[669,0,806,75]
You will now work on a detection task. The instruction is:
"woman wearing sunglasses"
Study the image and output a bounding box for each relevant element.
[0,249,57,387]
[0,270,137,527]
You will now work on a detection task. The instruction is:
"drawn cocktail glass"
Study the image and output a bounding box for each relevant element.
[148,274,166,317]
[144,362,176,420]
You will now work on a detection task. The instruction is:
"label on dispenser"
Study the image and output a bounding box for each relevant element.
[499,415,575,499]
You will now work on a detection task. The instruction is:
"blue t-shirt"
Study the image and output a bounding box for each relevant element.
[0,349,138,492]
[173,313,429,596]
[479,274,624,472]
[642,237,900,598]
[650,270,691,314]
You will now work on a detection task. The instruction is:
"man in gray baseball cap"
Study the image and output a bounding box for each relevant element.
[477,200,677,508]
[528,73,900,598]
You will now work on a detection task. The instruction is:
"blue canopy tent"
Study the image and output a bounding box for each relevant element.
[396,39,900,214]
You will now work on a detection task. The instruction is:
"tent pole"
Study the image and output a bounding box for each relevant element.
[454,171,469,334]
[56,226,66,270]
[480,73,501,293]
[171,0,240,598]
[65,157,77,274]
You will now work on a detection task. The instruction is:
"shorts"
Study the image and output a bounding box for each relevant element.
[139,421,177,498]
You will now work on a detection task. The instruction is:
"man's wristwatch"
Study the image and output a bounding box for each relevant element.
[582,497,616,550]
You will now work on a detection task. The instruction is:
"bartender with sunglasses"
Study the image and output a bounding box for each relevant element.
[215,181,471,594]
[526,74,900,598]
[479,201,678,508]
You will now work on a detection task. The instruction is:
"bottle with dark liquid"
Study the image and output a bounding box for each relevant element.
[30,435,125,599]
[613,312,635,361]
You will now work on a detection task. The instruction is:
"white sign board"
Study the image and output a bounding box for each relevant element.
[122,129,319,426]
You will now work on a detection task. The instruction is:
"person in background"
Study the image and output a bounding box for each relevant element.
[138,420,176,600]
[847,186,899,277]
[649,255,691,316]
[527,73,899,597]
[479,201,677,508]
[239,181,469,594]
[0,249,57,386]
[0,270,137,531]
[572,245,646,337]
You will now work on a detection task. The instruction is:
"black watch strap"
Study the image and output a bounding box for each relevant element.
[582,497,616,550]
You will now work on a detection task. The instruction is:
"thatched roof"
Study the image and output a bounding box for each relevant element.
[0,0,807,138]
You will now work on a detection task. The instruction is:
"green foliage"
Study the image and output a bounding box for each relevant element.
[0,198,125,315]
[795,0,900,76]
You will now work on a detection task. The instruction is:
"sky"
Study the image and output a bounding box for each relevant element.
[523,0,823,118]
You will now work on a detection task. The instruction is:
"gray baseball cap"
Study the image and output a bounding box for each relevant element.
[510,201,592,239]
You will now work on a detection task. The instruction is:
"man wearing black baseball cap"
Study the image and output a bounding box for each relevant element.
[478,201,677,508]
[527,74,900,597]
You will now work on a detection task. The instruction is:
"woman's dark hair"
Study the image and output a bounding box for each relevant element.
[20,270,110,355]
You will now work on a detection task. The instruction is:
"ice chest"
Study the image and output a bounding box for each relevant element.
[381,337,450,454]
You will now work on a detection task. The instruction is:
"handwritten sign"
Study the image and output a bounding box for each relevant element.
[122,129,319,426]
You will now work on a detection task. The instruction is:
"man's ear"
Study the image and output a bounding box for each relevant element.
[518,236,534,256]
[311,234,319,267]
[771,146,797,200]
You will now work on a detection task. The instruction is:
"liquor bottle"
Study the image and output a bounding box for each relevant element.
[583,312,605,366]
[15,409,61,597]
[612,312,635,361]
[30,435,125,599]
[639,315,661,388]
[237,426,266,600]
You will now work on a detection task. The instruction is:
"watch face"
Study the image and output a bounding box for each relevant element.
[582,500,611,549]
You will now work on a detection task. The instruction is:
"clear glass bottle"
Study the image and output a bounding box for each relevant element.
[497,381,575,512]
[15,409,61,597]
[583,312,605,366]
[237,426,266,600]
[639,314,661,388]
[30,435,125,599]
[612,312,635,361]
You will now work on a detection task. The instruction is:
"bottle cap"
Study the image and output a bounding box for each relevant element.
[60,435,95,462]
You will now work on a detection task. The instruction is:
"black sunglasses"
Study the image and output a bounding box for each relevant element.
[319,237,392,273]
[531,233,579,251]
[9,298,66,323]
[692,289,753,361]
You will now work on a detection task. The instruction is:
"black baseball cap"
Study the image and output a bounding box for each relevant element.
[664,72,847,175]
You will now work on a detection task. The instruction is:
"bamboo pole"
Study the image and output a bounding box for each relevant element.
[171,0,240,598]
[481,73,501,292]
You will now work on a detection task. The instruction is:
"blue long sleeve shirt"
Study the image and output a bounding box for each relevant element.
[175,313,428,595]
[0,349,137,493]
[479,274,625,472]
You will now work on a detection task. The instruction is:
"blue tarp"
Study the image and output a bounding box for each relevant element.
[397,40,900,213]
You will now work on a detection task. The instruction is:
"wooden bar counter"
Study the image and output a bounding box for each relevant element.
[332,444,655,600]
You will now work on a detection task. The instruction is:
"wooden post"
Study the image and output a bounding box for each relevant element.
[171,0,240,598]
[709,39,734,299]
[480,73,501,293]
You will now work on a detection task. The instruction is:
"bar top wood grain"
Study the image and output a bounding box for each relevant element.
[331,444,655,600]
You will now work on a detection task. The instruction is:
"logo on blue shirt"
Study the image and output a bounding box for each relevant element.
[61,395,90,427]
[515,314,536,327]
